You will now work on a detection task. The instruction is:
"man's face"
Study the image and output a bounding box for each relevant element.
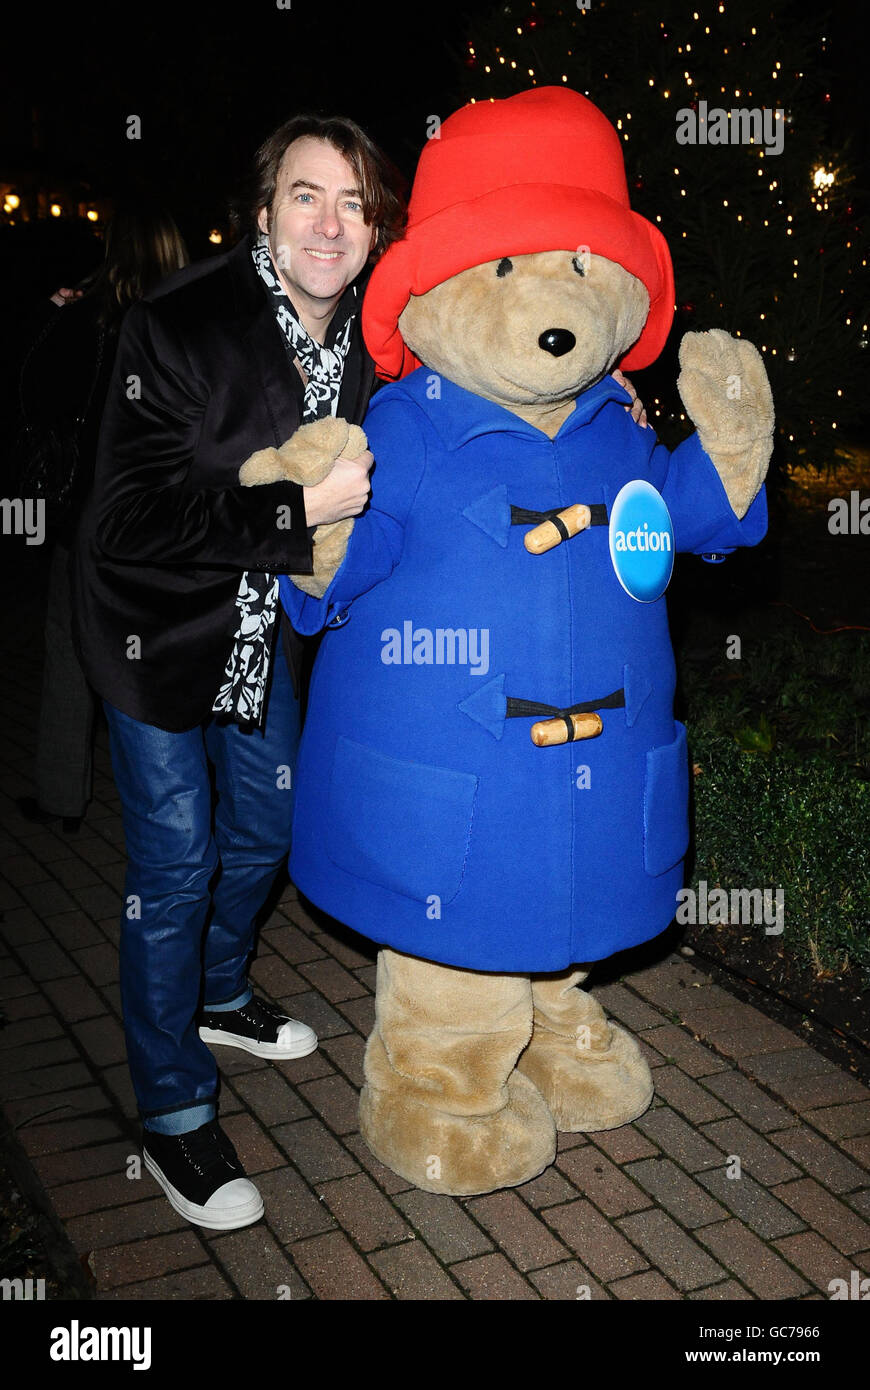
[257,136,376,314]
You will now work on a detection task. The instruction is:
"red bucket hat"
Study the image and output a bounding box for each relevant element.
[363,87,675,380]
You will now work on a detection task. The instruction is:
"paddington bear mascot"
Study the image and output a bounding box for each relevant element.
[240,88,773,1195]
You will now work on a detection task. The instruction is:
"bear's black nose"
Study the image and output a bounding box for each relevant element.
[538,328,576,357]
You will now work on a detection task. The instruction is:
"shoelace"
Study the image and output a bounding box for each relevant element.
[236,997,290,1041]
[178,1123,241,1182]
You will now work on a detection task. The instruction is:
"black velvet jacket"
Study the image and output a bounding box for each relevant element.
[70,236,376,731]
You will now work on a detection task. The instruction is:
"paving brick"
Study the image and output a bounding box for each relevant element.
[99,1062,138,1117]
[65,1196,188,1253]
[248,953,308,997]
[93,1231,207,1289]
[310,927,375,970]
[651,1066,733,1124]
[50,858,102,892]
[291,1231,390,1300]
[71,835,122,868]
[317,1172,411,1250]
[221,1113,286,1174]
[616,1210,725,1290]
[352,963,378,992]
[556,1128,589,1151]
[4,1085,111,1127]
[71,942,119,987]
[773,1230,866,1294]
[589,1126,660,1165]
[229,1069,311,1126]
[841,1136,870,1167]
[272,1117,359,1183]
[42,910,107,950]
[590,982,665,1031]
[0,990,53,1021]
[702,1071,799,1132]
[0,1058,94,1101]
[625,1157,727,1228]
[337,995,376,1036]
[319,1031,366,1088]
[40,975,106,1023]
[271,1044,334,1082]
[528,1260,611,1300]
[629,958,732,1011]
[804,1101,870,1140]
[543,1199,648,1281]
[33,1140,133,1188]
[515,1166,580,1209]
[260,922,326,965]
[394,1189,493,1261]
[687,1279,754,1300]
[19,880,79,918]
[70,1015,127,1066]
[53,1170,154,1219]
[677,1002,800,1058]
[15,938,77,981]
[635,1106,727,1170]
[637,1024,730,1077]
[1,906,50,945]
[17,1115,123,1157]
[743,1046,848,1088]
[610,1270,682,1299]
[297,957,369,1003]
[0,853,48,887]
[771,1178,870,1254]
[466,1190,570,1270]
[277,989,353,1040]
[0,1036,78,1075]
[697,1167,806,1239]
[298,1072,360,1135]
[555,1146,651,1217]
[451,1252,539,1300]
[209,1226,312,1300]
[695,1218,810,1298]
[344,1133,416,1195]
[255,1167,336,1244]
[96,1264,233,1300]
[765,1070,869,1111]
[700,1118,802,1186]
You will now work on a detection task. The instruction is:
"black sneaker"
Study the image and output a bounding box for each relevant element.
[142,1120,264,1230]
[199,994,318,1060]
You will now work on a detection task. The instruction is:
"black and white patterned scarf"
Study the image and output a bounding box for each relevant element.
[211,232,356,726]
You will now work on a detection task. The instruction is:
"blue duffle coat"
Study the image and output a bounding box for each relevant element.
[279,371,766,972]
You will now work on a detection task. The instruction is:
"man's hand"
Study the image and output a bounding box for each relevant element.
[613,368,648,428]
[303,450,373,526]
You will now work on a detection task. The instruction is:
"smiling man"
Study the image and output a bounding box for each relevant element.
[71,115,405,1231]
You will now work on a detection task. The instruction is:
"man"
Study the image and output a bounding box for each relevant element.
[70,114,406,1231]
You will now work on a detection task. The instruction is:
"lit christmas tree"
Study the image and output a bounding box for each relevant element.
[454,0,868,470]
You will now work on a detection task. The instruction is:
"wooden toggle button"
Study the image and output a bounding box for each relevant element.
[530,712,603,746]
[524,504,591,554]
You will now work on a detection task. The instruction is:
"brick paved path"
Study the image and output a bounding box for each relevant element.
[1,584,869,1300]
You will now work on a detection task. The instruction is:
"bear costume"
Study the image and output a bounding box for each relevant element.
[241,88,773,1196]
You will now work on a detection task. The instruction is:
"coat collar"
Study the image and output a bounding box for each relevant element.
[395,368,633,449]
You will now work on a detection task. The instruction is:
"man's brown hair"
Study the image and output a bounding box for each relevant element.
[241,113,406,260]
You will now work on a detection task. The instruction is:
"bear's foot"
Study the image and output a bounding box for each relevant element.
[516,1018,653,1132]
[515,968,654,1132]
[359,1066,556,1196]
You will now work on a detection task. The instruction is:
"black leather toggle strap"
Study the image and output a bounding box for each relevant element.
[505,687,625,722]
[510,503,608,527]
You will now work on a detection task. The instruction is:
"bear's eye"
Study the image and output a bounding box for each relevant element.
[572,255,586,277]
[496,258,514,277]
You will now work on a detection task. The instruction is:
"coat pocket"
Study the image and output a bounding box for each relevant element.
[642,720,690,876]
[325,736,479,905]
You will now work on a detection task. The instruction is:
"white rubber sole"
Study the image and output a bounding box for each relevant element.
[198,1025,319,1061]
[143,1150,264,1231]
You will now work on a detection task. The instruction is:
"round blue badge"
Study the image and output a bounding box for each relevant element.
[608,480,674,603]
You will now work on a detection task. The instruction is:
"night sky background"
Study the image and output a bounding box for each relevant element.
[3,0,865,274]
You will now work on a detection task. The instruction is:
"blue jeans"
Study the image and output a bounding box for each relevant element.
[103,651,300,1135]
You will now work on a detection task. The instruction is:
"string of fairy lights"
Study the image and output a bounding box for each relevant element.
[464,1,868,448]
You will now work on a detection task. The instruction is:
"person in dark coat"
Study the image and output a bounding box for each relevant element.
[69,114,406,1231]
[15,205,188,832]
